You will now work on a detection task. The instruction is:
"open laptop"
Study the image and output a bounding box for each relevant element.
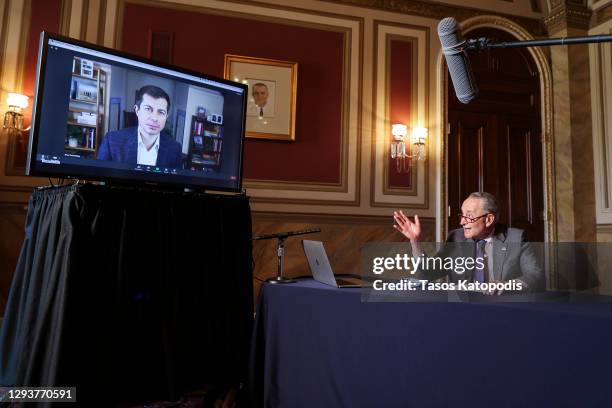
[302,240,368,288]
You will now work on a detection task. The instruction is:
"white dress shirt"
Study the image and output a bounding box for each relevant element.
[247,102,274,117]
[137,133,160,166]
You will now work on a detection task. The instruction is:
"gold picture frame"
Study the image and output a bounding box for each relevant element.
[224,54,298,141]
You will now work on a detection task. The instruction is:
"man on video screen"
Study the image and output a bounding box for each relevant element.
[98,85,183,168]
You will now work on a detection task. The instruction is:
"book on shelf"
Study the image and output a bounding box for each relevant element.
[191,154,217,166]
[76,112,97,125]
[204,122,221,134]
[89,128,95,149]
[75,81,98,101]
[204,130,219,138]
[213,139,222,152]
[192,120,204,135]
[82,127,95,149]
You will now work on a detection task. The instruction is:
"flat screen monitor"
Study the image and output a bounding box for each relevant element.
[26,31,247,192]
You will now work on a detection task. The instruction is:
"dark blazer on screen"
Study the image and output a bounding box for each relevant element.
[97,126,183,169]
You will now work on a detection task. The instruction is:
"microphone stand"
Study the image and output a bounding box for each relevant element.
[464,34,612,52]
[252,228,321,284]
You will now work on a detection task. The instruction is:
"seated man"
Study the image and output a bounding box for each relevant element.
[393,191,544,292]
[98,85,183,169]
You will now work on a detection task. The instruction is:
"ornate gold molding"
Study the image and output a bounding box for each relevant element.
[461,14,543,40]
[250,196,360,206]
[114,0,364,205]
[59,0,72,36]
[448,16,557,245]
[596,224,612,235]
[245,178,345,192]
[320,0,545,35]
[370,20,430,210]
[544,1,591,32]
[252,210,435,225]
[448,15,558,286]
[14,0,31,92]
[382,34,418,197]
[3,0,31,176]
[79,0,89,40]
[0,0,9,94]
[594,42,609,210]
[97,0,107,44]
[594,3,612,27]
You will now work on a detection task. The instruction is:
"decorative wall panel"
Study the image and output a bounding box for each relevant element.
[372,21,430,208]
[118,0,362,205]
[590,21,612,224]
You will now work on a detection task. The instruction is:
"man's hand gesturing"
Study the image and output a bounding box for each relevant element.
[393,210,422,243]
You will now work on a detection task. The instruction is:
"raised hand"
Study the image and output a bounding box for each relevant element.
[393,210,421,242]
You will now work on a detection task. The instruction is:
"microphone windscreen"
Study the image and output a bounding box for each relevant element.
[438,17,478,104]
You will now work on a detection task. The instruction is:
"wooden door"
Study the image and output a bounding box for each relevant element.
[447,28,544,241]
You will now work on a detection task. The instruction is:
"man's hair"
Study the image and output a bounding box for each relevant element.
[135,85,171,112]
[467,191,499,215]
[252,82,268,92]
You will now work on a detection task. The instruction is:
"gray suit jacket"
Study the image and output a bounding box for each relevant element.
[420,225,544,291]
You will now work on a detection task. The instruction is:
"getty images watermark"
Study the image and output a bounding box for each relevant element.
[358,242,536,301]
[370,252,523,292]
[358,242,612,302]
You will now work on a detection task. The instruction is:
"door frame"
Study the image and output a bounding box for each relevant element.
[436,15,556,245]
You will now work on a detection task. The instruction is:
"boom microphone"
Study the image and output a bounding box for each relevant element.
[438,17,478,104]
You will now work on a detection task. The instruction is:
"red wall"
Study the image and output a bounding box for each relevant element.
[388,40,413,188]
[24,0,62,98]
[122,3,345,184]
[15,0,62,168]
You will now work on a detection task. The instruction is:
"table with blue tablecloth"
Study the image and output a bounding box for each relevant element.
[249,279,612,408]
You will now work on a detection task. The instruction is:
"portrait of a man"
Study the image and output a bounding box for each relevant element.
[97,85,183,168]
[246,79,275,118]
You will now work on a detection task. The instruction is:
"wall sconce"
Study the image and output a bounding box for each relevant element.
[390,123,427,173]
[3,92,29,131]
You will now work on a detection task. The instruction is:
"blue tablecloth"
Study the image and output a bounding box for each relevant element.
[250,279,612,408]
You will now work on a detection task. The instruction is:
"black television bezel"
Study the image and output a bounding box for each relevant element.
[26,31,248,193]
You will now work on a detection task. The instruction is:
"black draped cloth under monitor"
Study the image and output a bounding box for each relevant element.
[0,184,253,406]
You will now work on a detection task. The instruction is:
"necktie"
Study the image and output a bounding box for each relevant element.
[259,107,263,117]
[473,239,488,283]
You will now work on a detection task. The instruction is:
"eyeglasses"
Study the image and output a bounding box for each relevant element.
[458,213,490,224]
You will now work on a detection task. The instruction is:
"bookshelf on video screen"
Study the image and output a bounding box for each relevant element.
[27,32,247,192]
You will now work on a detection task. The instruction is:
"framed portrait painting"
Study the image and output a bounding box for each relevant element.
[224,54,298,141]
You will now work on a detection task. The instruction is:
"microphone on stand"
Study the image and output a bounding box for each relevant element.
[438,17,478,104]
[252,228,322,284]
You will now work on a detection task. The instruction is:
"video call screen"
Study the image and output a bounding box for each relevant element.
[27,32,248,192]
